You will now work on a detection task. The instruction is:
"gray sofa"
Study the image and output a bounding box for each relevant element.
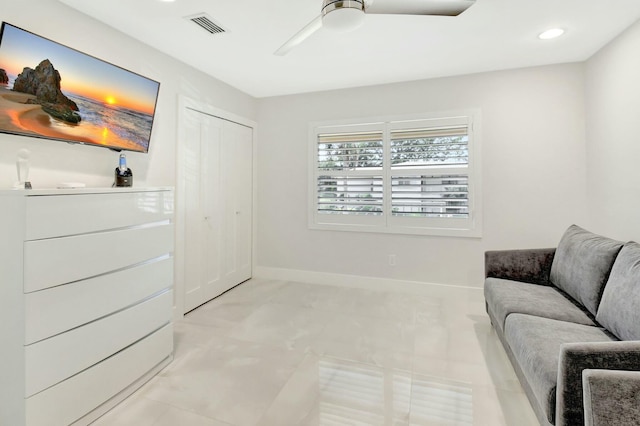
[484,225,640,426]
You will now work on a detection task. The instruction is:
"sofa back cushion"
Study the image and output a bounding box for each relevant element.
[550,225,623,316]
[596,242,640,341]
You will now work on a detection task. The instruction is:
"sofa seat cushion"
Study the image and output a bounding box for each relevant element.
[550,225,624,316]
[504,314,614,424]
[596,242,640,341]
[484,278,596,333]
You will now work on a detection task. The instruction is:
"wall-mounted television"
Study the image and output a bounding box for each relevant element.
[0,22,160,153]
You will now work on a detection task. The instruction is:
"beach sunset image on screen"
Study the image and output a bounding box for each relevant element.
[0,23,160,153]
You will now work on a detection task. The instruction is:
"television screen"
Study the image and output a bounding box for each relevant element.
[0,22,160,153]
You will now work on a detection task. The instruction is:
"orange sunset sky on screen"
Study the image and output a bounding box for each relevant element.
[67,81,156,115]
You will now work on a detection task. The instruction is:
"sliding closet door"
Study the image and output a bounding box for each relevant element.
[182,108,253,313]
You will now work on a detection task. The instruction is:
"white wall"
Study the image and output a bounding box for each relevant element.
[256,64,588,287]
[585,19,640,242]
[0,0,257,189]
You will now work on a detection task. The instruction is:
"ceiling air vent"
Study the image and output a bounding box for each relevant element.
[186,13,227,35]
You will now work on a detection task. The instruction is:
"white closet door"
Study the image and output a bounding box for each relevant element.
[222,120,253,286]
[183,108,223,312]
[183,108,253,313]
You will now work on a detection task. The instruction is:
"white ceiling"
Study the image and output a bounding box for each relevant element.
[58,0,640,98]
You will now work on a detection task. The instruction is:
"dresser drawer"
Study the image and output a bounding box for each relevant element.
[25,324,173,426]
[24,223,173,293]
[25,191,174,240]
[25,256,173,344]
[25,291,171,397]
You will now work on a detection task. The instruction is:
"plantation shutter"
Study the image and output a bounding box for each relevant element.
[311,114,480,236]
[390,125,470,218]
[317,131,384,215]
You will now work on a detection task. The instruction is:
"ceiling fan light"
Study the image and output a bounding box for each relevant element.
[539,28,565,40]
[322,0,365,32]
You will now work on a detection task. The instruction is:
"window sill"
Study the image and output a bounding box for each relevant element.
[309,221,483,238]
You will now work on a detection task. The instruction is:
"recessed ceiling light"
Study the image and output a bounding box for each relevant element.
[539,28,565,40]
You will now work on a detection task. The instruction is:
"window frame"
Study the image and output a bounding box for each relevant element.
[308,111,482,238]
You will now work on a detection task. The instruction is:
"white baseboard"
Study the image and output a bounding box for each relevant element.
[254,266,481,296]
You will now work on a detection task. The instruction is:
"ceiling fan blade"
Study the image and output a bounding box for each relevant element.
[275,15,323,56]
[364,0,475,16]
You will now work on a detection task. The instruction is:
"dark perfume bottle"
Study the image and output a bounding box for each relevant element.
[115,153,133,187]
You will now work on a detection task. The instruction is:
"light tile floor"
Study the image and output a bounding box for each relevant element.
[93,278,539,426]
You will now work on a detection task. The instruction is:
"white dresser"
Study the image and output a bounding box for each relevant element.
[0,187,175,426]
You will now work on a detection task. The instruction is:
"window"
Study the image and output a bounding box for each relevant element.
[317,130,384,216]
[309,112,481,237]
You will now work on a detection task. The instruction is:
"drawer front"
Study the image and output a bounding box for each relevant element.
[25,256,173,344]
[25,191,174,240]
[25,291,172,397]
[24,223,173,293]
[26,324,173,426]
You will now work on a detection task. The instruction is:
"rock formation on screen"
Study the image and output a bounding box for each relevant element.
[0,69,8,84]
[13,59,81,123]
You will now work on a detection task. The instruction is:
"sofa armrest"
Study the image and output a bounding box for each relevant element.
[583,369,640,426]
[484,248,555,285]
[556,341,640,426]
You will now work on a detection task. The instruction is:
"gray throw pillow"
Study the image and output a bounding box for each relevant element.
[550,225,623,315]
[596,242,640,341]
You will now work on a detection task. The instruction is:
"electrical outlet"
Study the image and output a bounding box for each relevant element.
[389,254,397,266]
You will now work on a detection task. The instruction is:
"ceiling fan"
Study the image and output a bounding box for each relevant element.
[274,0,476,56]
